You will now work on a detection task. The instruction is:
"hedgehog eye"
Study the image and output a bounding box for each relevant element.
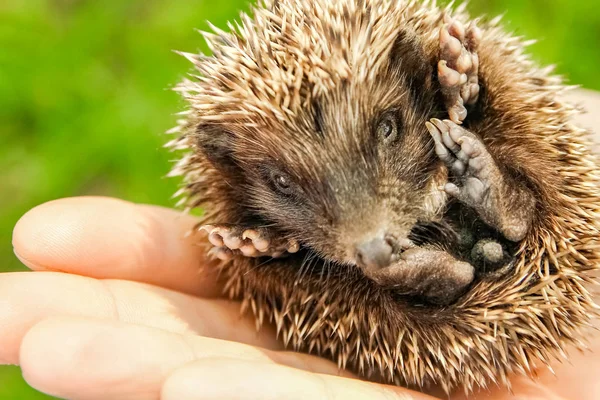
[377,113,399,143]
[270,170,295,196]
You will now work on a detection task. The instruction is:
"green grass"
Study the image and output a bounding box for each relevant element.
[1,0,598,398]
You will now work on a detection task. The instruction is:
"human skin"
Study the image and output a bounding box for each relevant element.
[3,91,600,400]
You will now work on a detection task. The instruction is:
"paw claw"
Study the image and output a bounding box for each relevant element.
[240,229,270,252]
[468,83,480,105]
[446,120,464,140]
[199,224,213,233]
[458,136,481,159]
[427,119,454,163]
[208,231,224,247]
[425,121,439,139]
[287,240,300,253]
[431,118,447,132]
[241,230,256,241]
[442,130,460,153]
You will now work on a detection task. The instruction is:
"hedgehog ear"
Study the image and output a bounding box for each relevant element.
[390,30,435,100]
[195,124,238,173]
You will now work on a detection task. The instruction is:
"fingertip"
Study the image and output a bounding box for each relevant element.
[19,320,59,395]
[12,197,135,272]
[20,317,99,398]
[20,316,194,400]
[11,197,222,296]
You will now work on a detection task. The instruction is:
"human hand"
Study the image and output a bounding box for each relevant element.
[4,196,433,400]
[5,196,600,400]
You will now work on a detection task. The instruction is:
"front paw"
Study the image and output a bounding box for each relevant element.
[200,224,300,261]
[426,118,499,211]
[426,119,532,242]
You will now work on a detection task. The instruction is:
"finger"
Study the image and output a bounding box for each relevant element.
[161,358,436,400]
[19,317,349,400]
[0,272,281,365]
[12,196,221,296]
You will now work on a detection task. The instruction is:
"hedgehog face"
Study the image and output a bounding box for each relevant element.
[190,18,449,276]
[197,75,446,274]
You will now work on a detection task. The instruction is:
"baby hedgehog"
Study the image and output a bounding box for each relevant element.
[168,0,600,394]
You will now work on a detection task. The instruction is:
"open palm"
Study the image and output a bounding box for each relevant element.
[4,196,599,400]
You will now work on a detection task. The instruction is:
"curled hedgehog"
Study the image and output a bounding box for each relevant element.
[168,0,600,394]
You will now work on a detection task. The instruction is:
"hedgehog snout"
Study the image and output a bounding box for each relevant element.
[355,235,412,272]
[355,237,393,271]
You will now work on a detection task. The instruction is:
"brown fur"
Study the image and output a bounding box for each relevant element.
[168,0,600,394]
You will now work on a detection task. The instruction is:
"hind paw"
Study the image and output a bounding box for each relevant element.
[438,15,481,124]
[471,238,509,269]
[369,247,475,306]
[200,224,300,260]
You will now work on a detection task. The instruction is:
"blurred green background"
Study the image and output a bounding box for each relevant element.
[1,0,598,398]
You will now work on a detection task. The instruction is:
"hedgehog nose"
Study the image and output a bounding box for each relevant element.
[355,237,393,271]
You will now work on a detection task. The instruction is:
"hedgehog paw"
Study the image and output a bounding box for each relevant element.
[427,118,495,205]
[427,118,493,185]
[427,118,495,203]
[438,15,481,124]
[369,247,475,306]
[200,224,300,259]
[241,228,301,257]
[426,119,531,242]
[470,238,511,271]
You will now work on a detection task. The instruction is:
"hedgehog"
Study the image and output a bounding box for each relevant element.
[167,0,600,394]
